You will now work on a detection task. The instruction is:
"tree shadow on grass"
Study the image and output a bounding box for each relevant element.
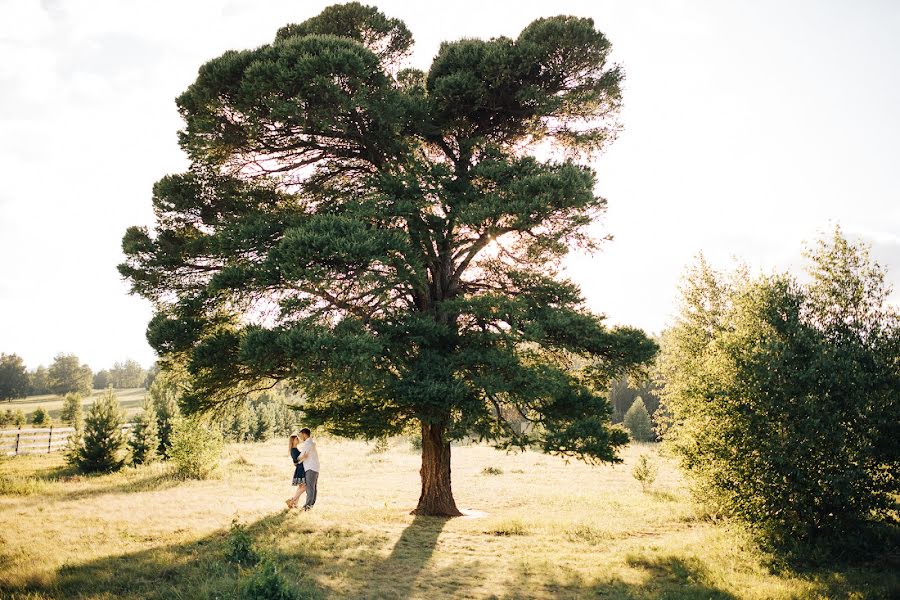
[1,511,298,600]
[498,554,738,600]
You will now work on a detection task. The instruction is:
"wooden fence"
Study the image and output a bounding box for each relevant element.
[0,424,133,457]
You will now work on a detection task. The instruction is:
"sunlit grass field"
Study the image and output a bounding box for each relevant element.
[0,438,896,599]
[1,388,148,426]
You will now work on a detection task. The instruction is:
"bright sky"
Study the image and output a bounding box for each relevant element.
[2,0,898,371]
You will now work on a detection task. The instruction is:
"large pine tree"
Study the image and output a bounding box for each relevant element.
[120,3,656,515]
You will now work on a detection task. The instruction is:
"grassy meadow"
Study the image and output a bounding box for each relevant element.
[1,388,148,426]
[0,438,897,599]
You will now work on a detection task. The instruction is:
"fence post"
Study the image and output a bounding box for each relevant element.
[48,425,53,453]
[15,427,20,456]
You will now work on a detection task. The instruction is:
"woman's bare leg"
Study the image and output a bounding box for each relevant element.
[290,483,306,506]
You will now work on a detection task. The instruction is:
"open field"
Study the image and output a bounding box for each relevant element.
[0,388,147,426]
[0,438,897,599]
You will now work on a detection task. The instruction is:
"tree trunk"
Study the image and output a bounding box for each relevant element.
[412,420,463,516]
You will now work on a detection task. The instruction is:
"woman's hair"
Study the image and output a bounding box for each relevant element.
[289,434,300,450]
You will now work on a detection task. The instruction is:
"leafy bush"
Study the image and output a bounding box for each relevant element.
[169,417,223,479]
[239,558,302,600]
[75,389,126,473]
[408,434,422,451]
[30,407,51,427]
[13,410,26,427]
[623,397,653,442]
[225,520,259,567]
[149,369,183,458]
[632,454,657,491]
[129,397,160,465]
[369,436,389,454]
[656,229,900,555]
[0,409,13,427]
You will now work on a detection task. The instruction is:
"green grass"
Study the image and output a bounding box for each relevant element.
[0,439,896,599]
[0,388,147,426]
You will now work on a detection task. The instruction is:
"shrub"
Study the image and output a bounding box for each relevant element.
[0,409,12,427]
[656,230,900,555]
[13,410,26,427]
[632,454,657,491]
[149,368,183,457]
[129,397,160,465]
[369,436,389,454]
[623,397,653,442]
[30,407,51,427]
[225,520,259,567]
[408,434,422,451]
[75,389,126,473]
[60,393,83,425]
[169,417,223,479]
[239,558,302,600]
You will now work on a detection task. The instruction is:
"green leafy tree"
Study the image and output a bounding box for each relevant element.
[129,397,160,465]
[29,365,50,395]
[0,354,30,401]
[656,229,900,554]
[93,369,111,389]
[169,417,224,479]
[75,389,126,473]
[60,393,83,425]
[119,3,656,515]
[623,396,653,442]
[0,409,12,426]
[149,367,184,457]
[109,359,147,388]
[48,354,92,397]
[30,407,51,427]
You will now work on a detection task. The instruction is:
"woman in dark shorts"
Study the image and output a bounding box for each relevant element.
[286,432,307,509]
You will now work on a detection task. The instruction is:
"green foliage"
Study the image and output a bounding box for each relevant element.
[75,389,126,473]
[169,417,223,479]
[13,409,26,427]
[632,454,657,491]
[656,229,900,555]
[48,354,92,397]
[369,436,390,454]
[60,393,83,425]
[30,407,51,427]
[623,397,653,442]
[28,365,49,395]
[150,367,184,457]
[225,519,259,567]
[238,558,304,600]
[0,409,12,426]
[223,389,299,443]
[119,4,657,512]
[92,369,111,389]
[108,359,147,389]
[0,353,30,401]
[129,397,160,465]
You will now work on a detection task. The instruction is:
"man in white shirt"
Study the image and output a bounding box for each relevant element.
[296,428,319,510]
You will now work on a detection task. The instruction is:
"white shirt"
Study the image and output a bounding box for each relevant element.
[300,438,320,472]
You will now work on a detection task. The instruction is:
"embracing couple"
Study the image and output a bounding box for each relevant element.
[286,428,319,511]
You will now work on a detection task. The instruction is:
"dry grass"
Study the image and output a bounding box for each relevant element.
[0,438,896,599]
[1,388,148,426]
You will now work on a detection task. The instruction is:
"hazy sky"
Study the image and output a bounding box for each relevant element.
[2,0,898,371]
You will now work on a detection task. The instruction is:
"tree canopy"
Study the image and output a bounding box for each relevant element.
[0,353,30,401]
[120,3,656,515]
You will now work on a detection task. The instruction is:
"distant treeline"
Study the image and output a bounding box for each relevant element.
[0,353,154,400]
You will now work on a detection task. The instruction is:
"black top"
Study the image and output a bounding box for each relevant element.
[290,447,305,480]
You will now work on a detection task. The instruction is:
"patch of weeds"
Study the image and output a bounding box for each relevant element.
[0,474,48,496]
[239,557,312,600]
[368,437,389,455]
[510,469,525,474]
[565,524,612,544]
[485,519,529,536]
[481,466,503,476]
[226,520,260,568]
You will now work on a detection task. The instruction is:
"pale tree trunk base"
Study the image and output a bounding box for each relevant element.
[412,420,463,517]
